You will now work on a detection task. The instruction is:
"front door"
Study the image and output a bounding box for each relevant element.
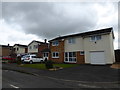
[43,52,48,60]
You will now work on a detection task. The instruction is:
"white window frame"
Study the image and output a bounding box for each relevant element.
[43,52,48,57]
[68,38,76,44]
[80,51,84,55]
[64,52,77,63]
[52,52,59,58]
[52,41,59,46]
[90,35,101,41]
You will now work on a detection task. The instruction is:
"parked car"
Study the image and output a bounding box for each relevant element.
[21,55,27,61]
[2,56,16,63]
[23,54,44,64]
[2,56,16,60]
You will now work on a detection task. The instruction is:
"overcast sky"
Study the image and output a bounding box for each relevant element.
[0,1,119,49]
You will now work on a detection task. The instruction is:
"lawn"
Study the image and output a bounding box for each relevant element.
[20,63,79,70]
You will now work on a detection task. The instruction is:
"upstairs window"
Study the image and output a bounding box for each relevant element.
[52,41,59,46]
[29,46,32,49]
[90,35,101,41]
[68,38,76,44]
[33,45,38,49]
[17,48,19,51]
[14,48,16,51]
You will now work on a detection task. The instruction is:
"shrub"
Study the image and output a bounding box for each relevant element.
[45,60,53,69]
[16,56,22,65]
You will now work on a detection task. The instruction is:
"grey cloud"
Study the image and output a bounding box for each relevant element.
[0,2,2,19]
[118,2,120,49]
[2,2,116,40]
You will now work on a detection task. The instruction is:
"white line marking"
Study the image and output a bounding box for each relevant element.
[78,83,99,88]
[34,73,119,84]
[10,84,19,88]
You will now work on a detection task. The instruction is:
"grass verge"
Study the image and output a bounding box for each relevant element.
[20,63,79,70]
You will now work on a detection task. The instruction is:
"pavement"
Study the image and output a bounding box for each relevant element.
[2,63,120,83]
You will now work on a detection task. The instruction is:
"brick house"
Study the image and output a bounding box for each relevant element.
[48,27,115,65]
[0,45,13,57]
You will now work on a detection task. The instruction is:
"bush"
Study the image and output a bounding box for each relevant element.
[16,56,22,65]
[8,59,16,63]
[45,60,53,69]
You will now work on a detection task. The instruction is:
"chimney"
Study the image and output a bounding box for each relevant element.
[44,39,47,44]
[8,44,9,47]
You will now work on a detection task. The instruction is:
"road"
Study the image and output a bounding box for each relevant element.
[3,69,90,88]
[3,69,73,88]
[2,69,120,89]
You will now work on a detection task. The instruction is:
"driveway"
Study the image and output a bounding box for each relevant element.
[2,64,120,83]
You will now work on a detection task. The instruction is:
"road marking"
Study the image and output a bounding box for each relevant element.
[33,73,119,84]
[10,84,19,88]
[78,83,100,88]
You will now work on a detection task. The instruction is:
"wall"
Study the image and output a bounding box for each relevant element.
[14,45,26,54]
[28,42,39,53]
[49,40,64,63]
[65,36,84,52]
[83,33,115,64]
[2,47,10,56]
[38,44,48,57]
[115,50,120,62]
[76,51,85,64]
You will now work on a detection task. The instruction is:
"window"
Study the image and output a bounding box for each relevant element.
[96,35,101,40]
[43,53,48,57]
[34,45,38,49]
[14,48,16,51]
[32,56,37,58]
[29,46,32,49]
[52,52,59,58]
[80,51,84,55]
[52,41,59,46]
[68,38,75,44]
[65,52,76,62]
[90,35,101,41]
[17,48,19,51]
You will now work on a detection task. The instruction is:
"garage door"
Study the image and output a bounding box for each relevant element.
[90,51,105,65]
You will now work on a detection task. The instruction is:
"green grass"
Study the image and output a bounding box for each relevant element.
[20,63,79,70]
[20,64,46,69]
[54,64,79,68]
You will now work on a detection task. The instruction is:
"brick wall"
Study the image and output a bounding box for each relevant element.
[38,44,48,57]
[25,48,28,53]
[76,51,85,64]
[2,47,10,56]
[49,40,64,63]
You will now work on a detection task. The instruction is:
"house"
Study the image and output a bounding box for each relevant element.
[13,44,28,55]
[48,27,115,65]
[0,44,13,57]
[28,40,48,58]
[41,48,50,60]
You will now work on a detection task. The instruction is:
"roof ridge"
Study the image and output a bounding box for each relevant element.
[49,27,113,42]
